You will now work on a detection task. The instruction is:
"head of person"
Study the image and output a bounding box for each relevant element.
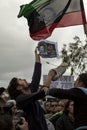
[63,100,74,116]
[44,100,51,113]
[50,99,58,114]
[57,99,67,112]
[6,100,17,116]
[7,77,30,99]
[74,73,87,88]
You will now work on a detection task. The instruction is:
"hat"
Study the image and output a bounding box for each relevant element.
[0,87,5,95]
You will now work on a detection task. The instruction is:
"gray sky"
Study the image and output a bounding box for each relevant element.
[0,0,87,87]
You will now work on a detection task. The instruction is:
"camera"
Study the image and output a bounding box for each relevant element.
[0,102,25,130]
[13,110,25,130]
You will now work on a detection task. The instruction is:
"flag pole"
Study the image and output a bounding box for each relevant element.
[84,24,87,37]
[83,0,87,37]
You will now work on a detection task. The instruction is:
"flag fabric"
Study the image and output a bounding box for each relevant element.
[18,0,86,40]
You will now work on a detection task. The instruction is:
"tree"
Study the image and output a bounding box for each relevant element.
[61,36,87,76]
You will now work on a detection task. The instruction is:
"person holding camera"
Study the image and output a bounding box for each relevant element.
[17,117,28,130]
[13,116,28,130]
[0,114,28,130]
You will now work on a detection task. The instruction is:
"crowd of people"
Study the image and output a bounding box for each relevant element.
[0,47,87,130]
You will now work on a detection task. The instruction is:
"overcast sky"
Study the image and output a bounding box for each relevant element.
[0,0,87,87]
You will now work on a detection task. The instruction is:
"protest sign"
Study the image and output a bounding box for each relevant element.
[43,75,74,89]
[38,39,59,59]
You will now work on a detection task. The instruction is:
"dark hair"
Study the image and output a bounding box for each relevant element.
[0,114,13,130]
[63,100,73,115]
[0,87,5,95]
[79,73,87,88]
[7,77,21,99]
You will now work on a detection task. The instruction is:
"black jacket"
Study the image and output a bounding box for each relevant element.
[56,113,74,130]
[47,87,87,129]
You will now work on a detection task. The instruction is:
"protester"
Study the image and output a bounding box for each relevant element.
[43,71,87,130]
[44,100,51,114]
[55,100,74,130]
[49,99,58,115]
[49,99,67,128]
[7,47,49,130]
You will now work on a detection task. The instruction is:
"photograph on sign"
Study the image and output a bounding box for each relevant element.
[38,39,59,59]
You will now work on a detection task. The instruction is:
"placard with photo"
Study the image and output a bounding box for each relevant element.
[38,39,59,59]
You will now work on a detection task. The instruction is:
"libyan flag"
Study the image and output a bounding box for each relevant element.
[18,0,86,40]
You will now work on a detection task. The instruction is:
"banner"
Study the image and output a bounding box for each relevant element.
[43,75,74,89]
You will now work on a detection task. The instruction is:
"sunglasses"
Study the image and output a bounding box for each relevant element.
[51,104,58,107]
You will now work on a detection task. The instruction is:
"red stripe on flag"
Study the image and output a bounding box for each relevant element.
[30,10,86,40]
[56,11,86,27]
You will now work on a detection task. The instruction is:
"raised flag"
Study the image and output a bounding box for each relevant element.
[18,0,86,40]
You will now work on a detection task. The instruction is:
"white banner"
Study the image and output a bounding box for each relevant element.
[43,75,74,89]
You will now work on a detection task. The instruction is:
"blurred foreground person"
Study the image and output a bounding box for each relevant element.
[0,114,13,130]
[0,114,28,130]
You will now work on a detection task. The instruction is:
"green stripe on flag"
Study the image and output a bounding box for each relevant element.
[18,0,50,18]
